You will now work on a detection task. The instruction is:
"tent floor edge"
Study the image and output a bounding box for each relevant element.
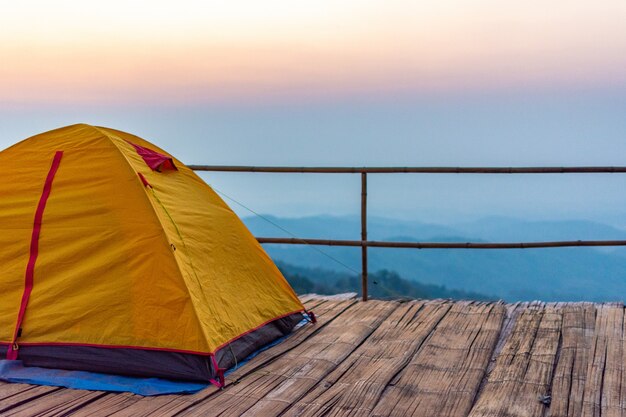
[213,312,304,373]
[0,312,304,383]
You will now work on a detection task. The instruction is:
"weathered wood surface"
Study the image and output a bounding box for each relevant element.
[371,301,505,417]
[580,303,624,417]
[468,302,563,417]
[550,303,595,417]
[284,300,452,417]
[1,298,626,417]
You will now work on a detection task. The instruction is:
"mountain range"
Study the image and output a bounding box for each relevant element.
[243,215,626,302]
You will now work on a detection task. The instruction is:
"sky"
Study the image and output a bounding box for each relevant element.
[1,0,626,227]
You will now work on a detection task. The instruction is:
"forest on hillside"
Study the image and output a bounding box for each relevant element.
[248,216,626,302]
[277,261,496,301]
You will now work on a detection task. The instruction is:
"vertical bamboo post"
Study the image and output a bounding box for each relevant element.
[361,172,368,301]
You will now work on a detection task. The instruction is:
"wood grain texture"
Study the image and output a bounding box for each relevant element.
[2,298,626,417]
[2,389,106,417]
[283,300,451,417]
[550,303,595,417]
[0,385,61,415]
[370,301,505,417]
[580,303,624,417]
[468,302,562,417]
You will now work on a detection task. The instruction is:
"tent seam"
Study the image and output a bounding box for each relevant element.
[89,125,213,352]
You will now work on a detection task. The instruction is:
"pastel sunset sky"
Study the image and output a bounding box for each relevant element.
[1,0,626,224]
[2,0,625,104]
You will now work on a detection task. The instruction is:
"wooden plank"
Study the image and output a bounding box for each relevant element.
[369,301,506,417]
[2,389,106,417]
[65,393,139,417]
[472,302,528,407]
[300,293,358,302]
[176,300,399,417]
[0,383,44,402]
[580,303,624,417]
[0,385,61,415]
[100,393,194,417]
[468,303,562,417]
[549,303,595,417]
[104,298,358,417]
[300,296,330,309]
[298,294,317,305]
[282,300,452,417]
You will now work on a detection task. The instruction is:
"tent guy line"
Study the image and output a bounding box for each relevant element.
[210,184,362,276]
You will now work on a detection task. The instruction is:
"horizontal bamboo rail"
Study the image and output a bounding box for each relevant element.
[256,237,626,249]
[192,164,626,301]
[189,165,626,174]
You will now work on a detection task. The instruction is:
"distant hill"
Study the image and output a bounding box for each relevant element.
[277,261,496,301]
[245,214,458,241]
[244,215,626,302]
[453,216,626,242]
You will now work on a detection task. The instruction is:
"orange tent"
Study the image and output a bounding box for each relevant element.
[0,124,306,384]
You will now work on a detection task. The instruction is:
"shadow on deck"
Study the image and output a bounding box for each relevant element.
[0,295,621,416]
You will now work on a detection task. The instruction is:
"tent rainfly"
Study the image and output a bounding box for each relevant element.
[0,124,308,385]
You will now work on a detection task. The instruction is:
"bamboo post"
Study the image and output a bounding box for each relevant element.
[361,172,368,301]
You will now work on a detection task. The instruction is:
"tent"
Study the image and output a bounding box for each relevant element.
[0,124,307,385]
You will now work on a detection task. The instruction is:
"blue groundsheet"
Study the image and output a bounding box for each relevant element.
[0,360,207,396]
[0,318,309,396]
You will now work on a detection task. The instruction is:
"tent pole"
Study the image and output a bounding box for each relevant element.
[361,172,368,301]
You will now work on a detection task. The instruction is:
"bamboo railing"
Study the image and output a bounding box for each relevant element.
[190,165,626,301]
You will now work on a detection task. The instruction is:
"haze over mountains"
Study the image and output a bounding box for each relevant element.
[243,215,626,302]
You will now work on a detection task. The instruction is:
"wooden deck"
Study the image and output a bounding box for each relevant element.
[1,295,624,416]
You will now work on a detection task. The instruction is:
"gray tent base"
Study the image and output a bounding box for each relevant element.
[0,312,304,383]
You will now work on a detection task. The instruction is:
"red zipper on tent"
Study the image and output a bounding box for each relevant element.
[6,151,63,360]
